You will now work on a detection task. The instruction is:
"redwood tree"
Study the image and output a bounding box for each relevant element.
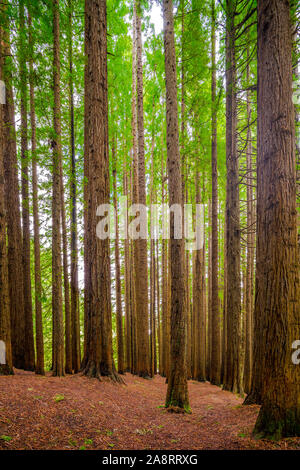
[253,0,300,439]
[19,0,35,372]
[52,0,65,377]
[1,0,25,370]
[223,0,241,394]
[0,23,13,376]
[163,0,189,412]
[83,0,119,381]
[210,0,220,386]
[133,0,150,378]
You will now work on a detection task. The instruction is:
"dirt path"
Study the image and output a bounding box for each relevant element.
[0,370,299,450]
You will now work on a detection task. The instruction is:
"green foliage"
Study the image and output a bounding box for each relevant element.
[53,394,65,403]
[0,435,12,442]
[3,0,259,372]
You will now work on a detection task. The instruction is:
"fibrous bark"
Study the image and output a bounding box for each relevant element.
[163,0,189,413]
[253,0,300,439]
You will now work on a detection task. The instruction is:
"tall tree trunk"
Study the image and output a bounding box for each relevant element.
[112,139,124,375]
[123,165,131,372]
[253,0,300,439]
[180,0,190,382]
[220,217,227,384]
[60,161,71,374]
[149,129,156,377]
[131,5,138,376]
[19,0,35,372]
[206,199,212,380]
[200,239,207,381]
[83,0,119,382]
[163,0,189,412]
[52,0,64,377]
[28,12,45,376]
[1,0,25,370]
[0,24,13,376]
[192,173,206,382]
[134,0,150,378]
[210,0,220,386]
[243,47,254,395]
[156,240,161,374]
[68,0,81,374]
[161,159,168,377]
[223,0,241,394]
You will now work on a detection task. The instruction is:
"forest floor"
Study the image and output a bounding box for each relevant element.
[0,370,299,450]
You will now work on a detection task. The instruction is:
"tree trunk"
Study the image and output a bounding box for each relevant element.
[1,1,25,371]
[161,160,168,378]
[28,11,45,376]
[163,0,189,413]
[123,165,131,372]
[253,0,300,439]
[52,0,65,377]
[223,0,241,394]
[112,139,124,375]
[156,240,161,374]
[131,5,138,376]
[68,0,81,374]
[134,0,150,378]
[0,23,13,376]
[206,199,212,380]
[83,0,119,382]
[210,0,220,386]
[243,46,254,395]
[19,0,35,372]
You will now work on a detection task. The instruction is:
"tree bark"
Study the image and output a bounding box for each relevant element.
[1,0,25,370]
[112,139,125,375]
[223,0,241,394]
[243,46,254,395]
[123,164,131,372]
[134,0,150,378]
[28,11,45,376]
[0,21,13,376]
[83,0,119,382]
[52,0,65,377]
[253,0,300,439]
[210,0,221,386]
[163,0,189,412]
[68,0,81,374]
[131,5,138,376]
[19,0,35,372]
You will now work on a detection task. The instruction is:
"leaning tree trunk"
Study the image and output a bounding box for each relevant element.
[253,0,300,439]
[52,0,65,377]
[163,0,189,413]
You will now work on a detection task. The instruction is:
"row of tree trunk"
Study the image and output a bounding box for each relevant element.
[0,0,298,438]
